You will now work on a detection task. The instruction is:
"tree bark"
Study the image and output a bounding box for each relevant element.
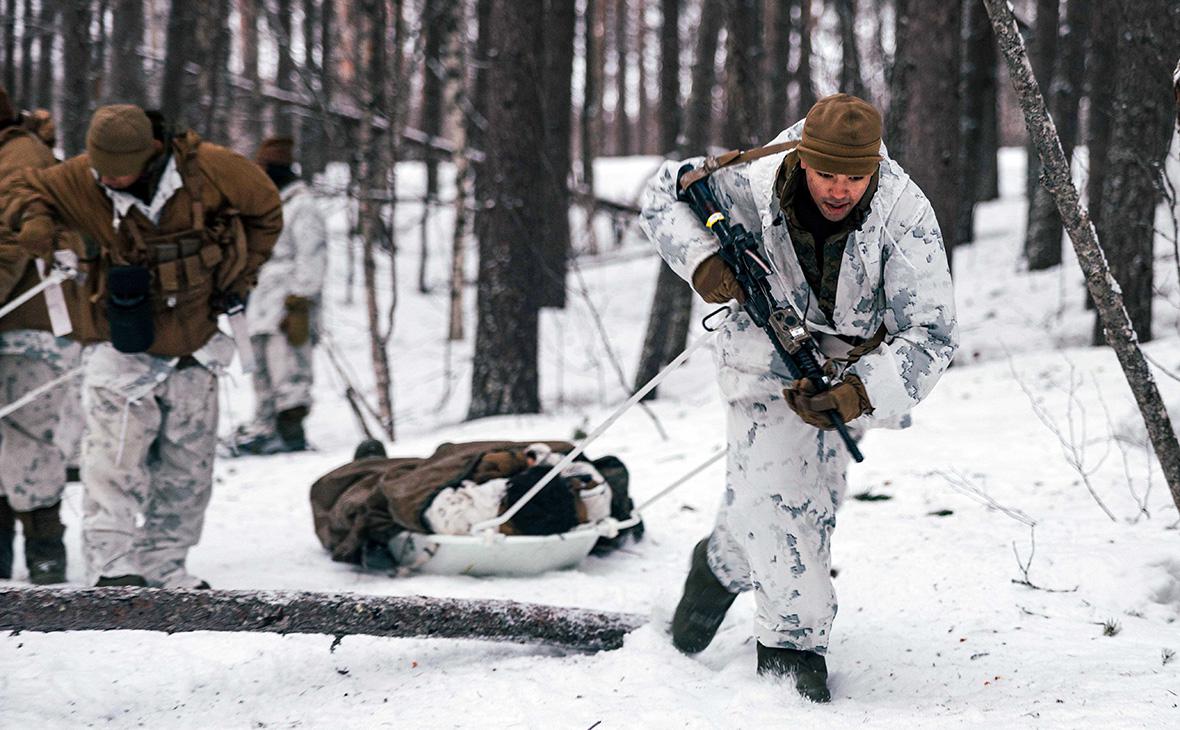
[19,0,33,102]
[1025,0,1089,271]
[0,587,647,653]
[1084,0,1118,262]
[445,0,471,342]
[657,0,680,154]
[239,0,264,144]
[418,0,448,295]
[160,1,200,126]
[299,0,329,178]
[613,0,630,155]
[467,0,546,419]
[1023,0,1059,212]
[836,0,866,101]
[957,0,999,245]
[2,0,14,94]
[793,0,816,118]
[981,0,1180,517]
[273,0,296,136]
[579,0,604,254]
[108,0,147,105]
[536,0,576,308]
[1088,1,1176,346]
[764,0,790,131]
[33,0,57,111]
[892,0,961,262]
[59,0,92,155]
[723,0,764,149]
[680,0,722,154]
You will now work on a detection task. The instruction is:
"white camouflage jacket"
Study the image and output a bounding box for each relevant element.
[246,180,327,335]
[640,120,958,425]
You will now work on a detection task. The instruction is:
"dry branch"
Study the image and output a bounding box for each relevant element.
[983,0,1180,515]
[0,587,647,653]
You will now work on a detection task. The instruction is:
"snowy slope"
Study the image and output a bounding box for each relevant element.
[2,149,1179,728]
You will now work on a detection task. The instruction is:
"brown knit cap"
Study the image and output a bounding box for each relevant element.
[0,85,13,123]
[256,136,295,166]
[795,93,883,176]
[86,104,155,178]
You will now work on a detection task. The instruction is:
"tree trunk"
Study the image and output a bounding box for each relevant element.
[579,0,604,254]
[793,0,816,118]
[19,0,33,102]
[1025,0,1089,271]
[1084,0,1118,254]
[1089,1,1176,346]
[636,0,649,153]
[59,0,91,155]
[108,0,146,105]
[613,0,630,155]
[887,0,910,160]
[891,0,961,262]
[657,0,680,154]
[299,0,330,178]
[723,0,764,148]
[197,1,233,144]
[33,0,56,111]
[680,0,722,154]
[2,0,14,94]
[536,0,576,308]
[445,0,471,341]
[957,0,999,245]
[418,1,447,295]
[836,0,866,101]
[764,0,790,131]
[981,0,1180,518]
[471,0,494,253]
[467,0,546,419]
[273,0,295,136]
[160,1,198,125]
[0,587,647,653]
[1023,0,1059,216]
[239,0,264,144]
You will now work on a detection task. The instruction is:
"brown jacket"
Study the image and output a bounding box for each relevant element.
[0,124,77,333]
[2,130,282,355]
[310,440,574,563]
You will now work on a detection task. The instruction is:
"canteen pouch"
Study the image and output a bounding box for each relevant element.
[107,264,154,353]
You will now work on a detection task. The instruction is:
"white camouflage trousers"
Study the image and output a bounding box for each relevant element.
[0,335,81,511]
[704,317,852,654]
[249,333,313,424]
[81,361,218,588]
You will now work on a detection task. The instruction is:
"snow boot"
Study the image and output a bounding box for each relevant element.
[0,497,15,580]
[275,405,309,451]
[95,574,148,587]
[671,536,738,654]
[354,439,387,461]
[756,643,832,703]
[17,502,67,585]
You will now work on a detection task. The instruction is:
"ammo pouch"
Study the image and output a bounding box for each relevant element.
[107,264,154,353]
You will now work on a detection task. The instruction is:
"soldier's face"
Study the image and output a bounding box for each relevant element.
[99,172,140,189]
[800,160,873,222]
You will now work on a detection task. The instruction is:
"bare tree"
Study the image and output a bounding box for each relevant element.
[33,0,56,110]
[657,0,680,153]
[445,0,472,342]
[793,0,816,117]
[613,0,631,155]
[238,0,264,143]
[578,0,604,254]
[981,0,1180,516]
[468,0,547,418]
[836,0,866,100]
[59,0,92,155]
[2,0,14,94]
[536,0,576,308]
[723,0,764,148]
[891,0,962,260]
[108,0,147,105]
[957,0,999,245]
[1084,0,1118,256]
[681,0,722,153]
[299,0,330,178]
[18,0,33,101]
[1089,0,1177,346]
[160,1,199,125]
[418,0,447,294]
[764,0,790,130]
[1023,0,1059,213]
[1025,0,1090,271]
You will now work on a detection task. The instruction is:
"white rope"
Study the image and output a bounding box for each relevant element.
[0,269,68,323]
[471,309,732,535]
[0,365,84,421]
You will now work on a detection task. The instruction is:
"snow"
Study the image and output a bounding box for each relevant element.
[4,146,1180,728]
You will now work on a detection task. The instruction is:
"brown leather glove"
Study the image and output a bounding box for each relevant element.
[784,374,872,430]
[281,294,312,346]
[691,253,745,304]
[15,215,55,261]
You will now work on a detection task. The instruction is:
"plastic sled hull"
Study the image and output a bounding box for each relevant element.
[389,527,601,576]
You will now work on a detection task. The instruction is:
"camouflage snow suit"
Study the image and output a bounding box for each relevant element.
[640,120,958,653]
[244,180,326,428]
[0,125,81,513]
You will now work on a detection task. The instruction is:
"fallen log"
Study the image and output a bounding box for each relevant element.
[0,587,648,653]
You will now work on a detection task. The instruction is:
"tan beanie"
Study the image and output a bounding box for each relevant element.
[86,104,156,178]
[795,94,883,176]
[255,136,295,166]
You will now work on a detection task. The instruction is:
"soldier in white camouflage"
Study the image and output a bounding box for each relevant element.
[232,137,327,455]
[0,86,79,585]
[640,94,957,701]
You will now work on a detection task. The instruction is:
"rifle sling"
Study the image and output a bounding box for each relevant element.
[678,140,800,191]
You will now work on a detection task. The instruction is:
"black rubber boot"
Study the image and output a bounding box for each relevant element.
[756,643,832,703]
[353,439,387,461]
[17,502,67,585]
[0,497,15,580]
[275,405,309,451]
[95,574,148,587]
[671,537,738,654]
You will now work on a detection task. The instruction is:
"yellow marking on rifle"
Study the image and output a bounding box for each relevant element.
[705,212,725,229]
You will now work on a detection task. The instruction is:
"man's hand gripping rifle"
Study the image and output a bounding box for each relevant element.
[677,164,864,463]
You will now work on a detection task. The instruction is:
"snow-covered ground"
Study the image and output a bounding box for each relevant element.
[3,148,1180,728]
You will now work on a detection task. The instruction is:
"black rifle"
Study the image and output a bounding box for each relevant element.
[677,164,864,463]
